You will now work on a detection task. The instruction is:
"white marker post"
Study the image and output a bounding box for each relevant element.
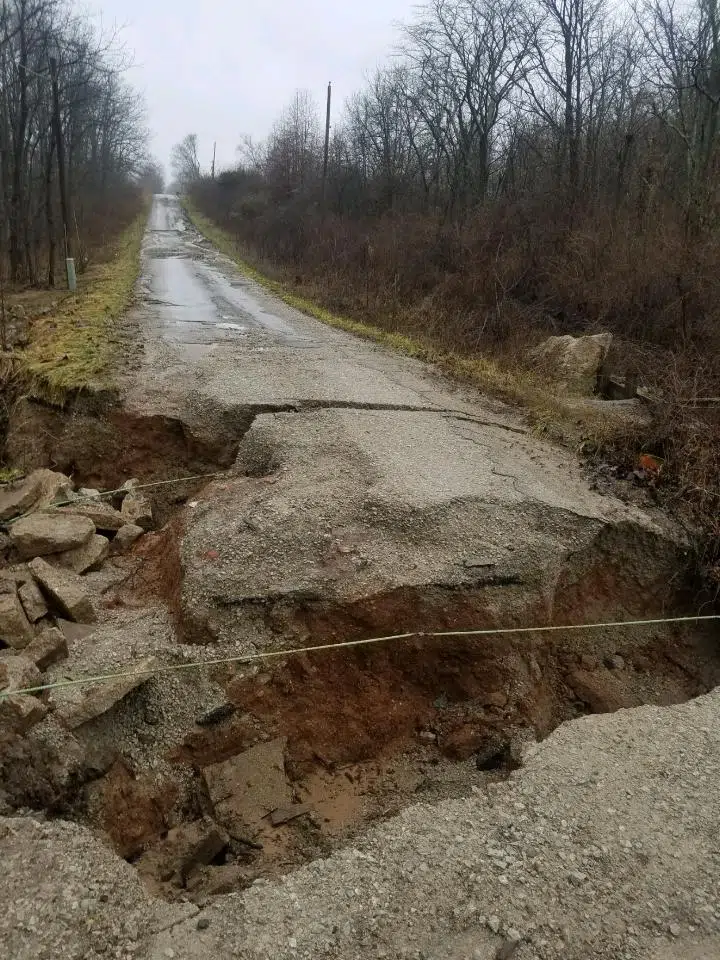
[65,257,77,292]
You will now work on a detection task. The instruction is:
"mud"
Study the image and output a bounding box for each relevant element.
[68,616,716,903]
[6,395,245,525]
[3,394,720,904]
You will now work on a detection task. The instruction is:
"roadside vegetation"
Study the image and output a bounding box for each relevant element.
[176,0,720,579]
[19,209,147,402]
[185,199,641,454]
[0,0,161,408]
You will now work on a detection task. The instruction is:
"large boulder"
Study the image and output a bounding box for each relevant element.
[9,513,95,561]
[530,332,613,394]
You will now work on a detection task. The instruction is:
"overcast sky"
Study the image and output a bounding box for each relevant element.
[90,0,416,179]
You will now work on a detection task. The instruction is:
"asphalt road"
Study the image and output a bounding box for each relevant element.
[143,194,301,356]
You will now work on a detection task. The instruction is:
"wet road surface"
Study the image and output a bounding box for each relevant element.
[141,194,304,357]
[129,194,530,422]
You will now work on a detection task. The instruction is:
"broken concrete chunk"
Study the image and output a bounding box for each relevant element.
[9,512,95,560]
[59,656,158,729]
[18,578,49,623]
[202,737,291,840]
[0,580,35,649]
[121,490,153,531]
[78,488,101,500]
[57,502,125,532]
[53,534,109,574]
[24,626,68,671]
[269,803,311,827]
[28,557,96,623]
[0,693,48,733]
[110,523,144,554]
[0,661,8,689]
[0,468,71,521]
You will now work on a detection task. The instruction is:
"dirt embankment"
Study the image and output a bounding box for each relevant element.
[1,392,718,907]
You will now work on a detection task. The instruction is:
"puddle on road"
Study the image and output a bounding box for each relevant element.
[217,322,247,332]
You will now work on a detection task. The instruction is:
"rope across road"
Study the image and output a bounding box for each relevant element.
[4,613,719,700]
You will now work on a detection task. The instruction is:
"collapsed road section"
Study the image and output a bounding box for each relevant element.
[1,195,719,960]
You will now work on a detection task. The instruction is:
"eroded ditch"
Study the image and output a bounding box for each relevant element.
[2,395,720,905]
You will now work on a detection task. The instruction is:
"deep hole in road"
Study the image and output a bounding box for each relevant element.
[2,396,720,903]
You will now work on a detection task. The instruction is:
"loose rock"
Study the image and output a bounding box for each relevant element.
[110,523,144,554]
[120,481,153,531]
[56,619,97,643]
[58,502,125,532]
[0,469,70,521]
[24,626,68,671]
[28,557,97,623]
[0,693,48,733]
[0,651,43,694]
[58,656,158,729]
[10,512,95,560]
[53,534,109,574]
[203,737,291,839]
[17,578,48,623]
[0,581,34,649]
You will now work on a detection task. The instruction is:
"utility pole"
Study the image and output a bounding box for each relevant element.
[321,81,332,209]
[49,55,75,290]
[211,141,216,180]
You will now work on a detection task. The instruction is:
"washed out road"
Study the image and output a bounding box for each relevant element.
[2,195,717,960]
[127,195,679,652]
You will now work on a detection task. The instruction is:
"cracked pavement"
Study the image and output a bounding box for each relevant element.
[119,198,684,652]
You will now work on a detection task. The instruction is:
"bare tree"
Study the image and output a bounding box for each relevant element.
[264,90,321,197]
[170,133,201,189]
[0,0,150,285]
[638,0,720,229]
[402,0,536,214]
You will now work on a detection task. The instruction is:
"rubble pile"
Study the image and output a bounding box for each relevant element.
[0,469,152,734]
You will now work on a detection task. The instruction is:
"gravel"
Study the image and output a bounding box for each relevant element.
[3,688,719,959]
